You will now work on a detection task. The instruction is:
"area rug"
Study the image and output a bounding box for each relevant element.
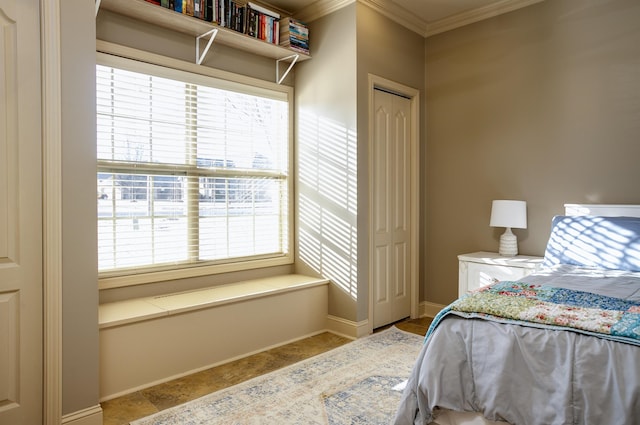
[130,326,423,425]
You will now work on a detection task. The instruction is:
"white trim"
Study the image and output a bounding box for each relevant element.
[294,0,354,24]
[41,0,63,423]
[61,405,103,425]
[424,0,545,37]
[95,42,295,290]
[325,315,368,339]
[99,275,329,329]
[359,0,426,36]
[294,0,544,38]
[420,301,446,319]
[367,74,420,335]
[96,40,290,94]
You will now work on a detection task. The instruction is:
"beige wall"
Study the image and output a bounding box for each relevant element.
[295,4,425,323]
[295,4,359,320]
[424,0,640,306]
[355,4,425,313]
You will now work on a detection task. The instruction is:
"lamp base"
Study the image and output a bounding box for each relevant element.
[498,227,518,257]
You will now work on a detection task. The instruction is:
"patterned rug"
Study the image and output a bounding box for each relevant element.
[130,326,423,425]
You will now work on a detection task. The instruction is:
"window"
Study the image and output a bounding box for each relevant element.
[97,53,292,288]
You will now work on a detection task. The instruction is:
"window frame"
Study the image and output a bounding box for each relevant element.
[96,43,294,290]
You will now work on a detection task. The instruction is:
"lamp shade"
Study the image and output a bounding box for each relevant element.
[490,200,527,229]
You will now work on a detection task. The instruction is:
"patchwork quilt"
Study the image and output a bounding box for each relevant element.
[432,281,640,346]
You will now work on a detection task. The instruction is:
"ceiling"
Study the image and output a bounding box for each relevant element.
[265,0,543,37]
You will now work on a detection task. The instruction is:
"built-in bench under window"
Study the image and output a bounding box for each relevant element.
[99,274,331,400]
[99,274,329,329]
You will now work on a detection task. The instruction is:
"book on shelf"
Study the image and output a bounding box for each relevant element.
[194,0,201,18]
[204,0,214,22]
[246,5,279,44]
[218,0,249,34]
[279,17,309,54]
[143,0,304,49]
[246,1,280,19]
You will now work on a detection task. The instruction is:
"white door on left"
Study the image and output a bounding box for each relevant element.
[0,1,43,424]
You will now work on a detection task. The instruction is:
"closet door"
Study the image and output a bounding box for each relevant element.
[372,88,411,328]
[0,1,43,424]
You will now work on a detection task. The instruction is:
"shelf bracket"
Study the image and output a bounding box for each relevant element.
[196,29,218,65]
[276,54,299,85]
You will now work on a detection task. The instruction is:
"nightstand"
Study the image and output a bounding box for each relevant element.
[458,251,544,297]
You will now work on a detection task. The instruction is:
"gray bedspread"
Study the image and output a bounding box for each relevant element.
[394,266,640,425]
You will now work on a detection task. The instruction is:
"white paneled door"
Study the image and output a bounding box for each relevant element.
[0,0,43,424]
[372,88,412,328]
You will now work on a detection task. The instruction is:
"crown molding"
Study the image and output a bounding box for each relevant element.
[294,0,544,38]
[359,0,427,36]
[424,0,545,37]
[294,0,355,23]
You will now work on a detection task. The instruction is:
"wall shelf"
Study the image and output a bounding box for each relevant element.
[98,0,311,71]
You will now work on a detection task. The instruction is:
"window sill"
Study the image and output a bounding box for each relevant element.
[98,274,329,329]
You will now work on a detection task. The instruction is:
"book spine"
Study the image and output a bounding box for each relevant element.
[225,0,231,28]
[194,0,201,18]
[204,0,213,22]
[259,13,265,40]
[247,9,256,37]
[184,0,194,16]
[238,6,247,34]
[274,20,279,45]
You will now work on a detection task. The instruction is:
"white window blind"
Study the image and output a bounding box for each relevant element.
[97,56,290,283]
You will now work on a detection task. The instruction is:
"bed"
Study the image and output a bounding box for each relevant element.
[394,204,640,425]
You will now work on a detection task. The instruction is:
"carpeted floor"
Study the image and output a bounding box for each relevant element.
[130,326,424,424]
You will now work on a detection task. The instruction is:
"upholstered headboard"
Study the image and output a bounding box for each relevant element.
[542,204,640,271]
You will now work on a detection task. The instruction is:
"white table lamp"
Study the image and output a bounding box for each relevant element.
[490,200,527,256]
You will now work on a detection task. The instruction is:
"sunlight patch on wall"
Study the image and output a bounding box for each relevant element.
[298,110,358,299]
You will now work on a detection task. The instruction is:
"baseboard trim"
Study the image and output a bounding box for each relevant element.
[420,301,446,318]
[61,405,103,425]
[326,315,369,339]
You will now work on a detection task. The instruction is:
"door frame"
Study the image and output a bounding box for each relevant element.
[42,0,63,423]
[367,74,420,334]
